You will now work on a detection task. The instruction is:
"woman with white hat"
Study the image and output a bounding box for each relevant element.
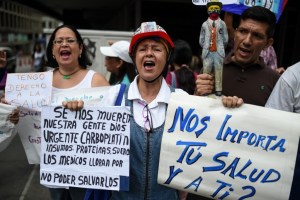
[100,41,136,86]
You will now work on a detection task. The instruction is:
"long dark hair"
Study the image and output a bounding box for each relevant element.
[117,61,136,83]
[171,39,196,94]
[175,67,196,94]
[46,24,92,68]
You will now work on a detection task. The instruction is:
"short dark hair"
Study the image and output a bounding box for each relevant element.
[171,39,196,95]
[46,24,92,68]
[170,39,192,66]
[240,6,276,38]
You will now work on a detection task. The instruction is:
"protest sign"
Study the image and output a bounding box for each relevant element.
[17,107,42,163]
[50,85,113,106]
[5,72,52,111]
[17,85,121,164]
[158,93,300,199]
[40,105,130,190]
[0,103,18,152]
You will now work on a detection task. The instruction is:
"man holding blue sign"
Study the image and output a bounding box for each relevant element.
[192,5,281,200]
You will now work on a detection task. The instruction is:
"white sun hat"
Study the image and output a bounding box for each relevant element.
[100,40,133,64]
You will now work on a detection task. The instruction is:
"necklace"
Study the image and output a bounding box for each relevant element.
[57,68,82,79]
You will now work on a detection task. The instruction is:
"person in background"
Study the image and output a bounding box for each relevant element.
[32,42,46,72]
[260,45,285,74]
[100,40,136,86]
[190,54,202,75]
[45,24,109,200]
[265,61,300,200]
[165,39,197,94]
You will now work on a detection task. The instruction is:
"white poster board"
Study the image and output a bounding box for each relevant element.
[40,106,130,190]
[0,103,18,152]
[17,85,122,164]
[158,93,300,200]
[5,72,53,111]
[17,107,41,163]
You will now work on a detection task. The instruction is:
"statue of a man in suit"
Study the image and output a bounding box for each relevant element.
[199,0,228,96]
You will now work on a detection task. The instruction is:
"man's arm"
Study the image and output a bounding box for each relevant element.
[195,73,243,108]
[194,73,214,96]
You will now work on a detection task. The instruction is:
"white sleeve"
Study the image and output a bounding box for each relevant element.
[265,73,295,112]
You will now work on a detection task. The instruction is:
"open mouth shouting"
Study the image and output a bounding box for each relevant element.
[60,50,71,59]
[143,60,155,71]
[238,46,252,58]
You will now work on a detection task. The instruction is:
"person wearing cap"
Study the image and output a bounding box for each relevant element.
[100,41,136,86]
[199,0,228,96]
[108,21,243,200]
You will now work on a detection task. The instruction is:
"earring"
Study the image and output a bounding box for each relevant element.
[53,55,55,59]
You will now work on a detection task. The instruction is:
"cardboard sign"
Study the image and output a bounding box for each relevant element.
[5,72,52,111]
[0,103,18,152]
[17,85,122,164]
[17,107,41,163]
[158,93,300,199]
[40,106,130,190]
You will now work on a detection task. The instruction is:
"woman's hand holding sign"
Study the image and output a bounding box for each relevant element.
[62,100,84,111]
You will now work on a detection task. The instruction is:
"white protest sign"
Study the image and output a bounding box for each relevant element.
[40,105,130,190]
[192,0,238,6]
[158,93,300,200]
[5,72,53,111]
[51,86,113,106]
[0,103,18,152]
[17,85,121,164]
[17,107,42,164]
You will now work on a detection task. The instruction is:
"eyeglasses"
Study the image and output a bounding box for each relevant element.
[53,38,77,45]
[142,104,153,133]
